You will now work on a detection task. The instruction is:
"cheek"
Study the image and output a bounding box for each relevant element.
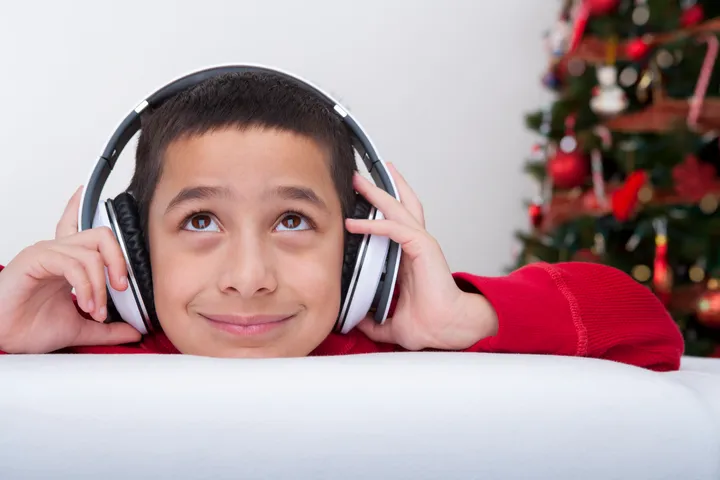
[282,233,345,305]
[147,232,207,321]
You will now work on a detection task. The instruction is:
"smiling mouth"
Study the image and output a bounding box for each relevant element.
[199,313,295,336]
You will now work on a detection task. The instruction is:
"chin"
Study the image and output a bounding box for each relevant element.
[183,341,317,359]
[160,311,328,359]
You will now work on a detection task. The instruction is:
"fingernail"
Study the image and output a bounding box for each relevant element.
[87,299,95,312]
[120,276,127,288]
[99,306,107,319]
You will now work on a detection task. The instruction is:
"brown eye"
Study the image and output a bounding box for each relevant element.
[276,213,310,231]
[184,213,219,232]
[282,214,301,229]
[192,215,211,229]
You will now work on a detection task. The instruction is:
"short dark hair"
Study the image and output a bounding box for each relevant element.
[127,71,357,236]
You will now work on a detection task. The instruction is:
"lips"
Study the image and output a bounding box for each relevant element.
[200,312,295,336]
[201,314,293,326]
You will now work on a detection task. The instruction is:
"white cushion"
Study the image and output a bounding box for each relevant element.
[1,352,719,479]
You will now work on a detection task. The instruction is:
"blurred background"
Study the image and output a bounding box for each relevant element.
[2,1,720,355]
[513,0,720,356]
[0,0,553,277]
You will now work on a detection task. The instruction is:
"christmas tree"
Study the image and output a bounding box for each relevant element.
[516,0,720,357]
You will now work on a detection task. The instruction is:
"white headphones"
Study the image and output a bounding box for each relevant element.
[77,64,402,336]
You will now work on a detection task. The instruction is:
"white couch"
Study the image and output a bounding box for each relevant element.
[0,352,719,479]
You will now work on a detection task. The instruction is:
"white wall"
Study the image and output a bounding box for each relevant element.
[0,0,555,276]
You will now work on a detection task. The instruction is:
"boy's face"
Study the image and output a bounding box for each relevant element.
[146,127,346,357]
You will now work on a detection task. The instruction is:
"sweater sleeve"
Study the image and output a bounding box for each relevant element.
[452,262,685,372]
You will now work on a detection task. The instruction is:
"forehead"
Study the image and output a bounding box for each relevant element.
[159,127,333,189]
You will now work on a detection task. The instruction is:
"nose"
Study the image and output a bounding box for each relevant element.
[217,233,278,298]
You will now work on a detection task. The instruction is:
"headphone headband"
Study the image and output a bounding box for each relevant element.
[79,64,398,232]
[77,64,402,333]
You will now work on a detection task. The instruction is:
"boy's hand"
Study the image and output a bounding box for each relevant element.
[345,164,498,351]
[0,187,142,354]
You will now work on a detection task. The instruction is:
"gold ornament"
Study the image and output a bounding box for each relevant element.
[689,265,705,283]
[632,265,651,282]
[636,69,653,104]
[638,185,654,203]
[700,194,719,214]
[708,278,720,290]
[655,234,666,247]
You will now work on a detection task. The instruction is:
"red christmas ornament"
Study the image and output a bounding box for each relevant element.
[529,203,543,228]
[548,150,588,189]
[697,291,720,327]
[626,39,650,61]
[681,4,704,28]
[585,0,619,16]
[611,170,648,221]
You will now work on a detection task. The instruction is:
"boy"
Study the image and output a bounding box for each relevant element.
[0,71,684,369]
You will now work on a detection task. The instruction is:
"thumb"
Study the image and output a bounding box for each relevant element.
[70,319,143,348]
[355,316,397,345]
[55,185,83,239]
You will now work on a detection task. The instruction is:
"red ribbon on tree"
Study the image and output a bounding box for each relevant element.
[568,3,589,53]
[568,0,619,52]
[611,170,648,221]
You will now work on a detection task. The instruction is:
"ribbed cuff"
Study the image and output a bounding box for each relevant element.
[453,268,581,356]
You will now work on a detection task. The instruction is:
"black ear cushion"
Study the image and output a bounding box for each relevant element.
[111,192,159,331]
[339,196,373,316]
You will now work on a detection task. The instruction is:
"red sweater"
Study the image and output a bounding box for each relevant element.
[0,262,684,370]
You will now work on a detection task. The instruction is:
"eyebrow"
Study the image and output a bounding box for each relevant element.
[164,184,328,214]
[274,185,327,211]
[165,185,234,214]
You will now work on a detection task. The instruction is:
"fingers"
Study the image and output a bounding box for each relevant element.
[345,218,431,259]
[55,185,84,239]
[61,226,128,292]
[32,226,128,322]
[70,319,142,348]
[386,163,426,228]
[353,173,420,228]
[48,245,111,322]
[33,248,98,317]
[345,217,416,244]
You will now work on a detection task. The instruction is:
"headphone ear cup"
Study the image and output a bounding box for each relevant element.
[108,192,159,333]
[337,196,373,332]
